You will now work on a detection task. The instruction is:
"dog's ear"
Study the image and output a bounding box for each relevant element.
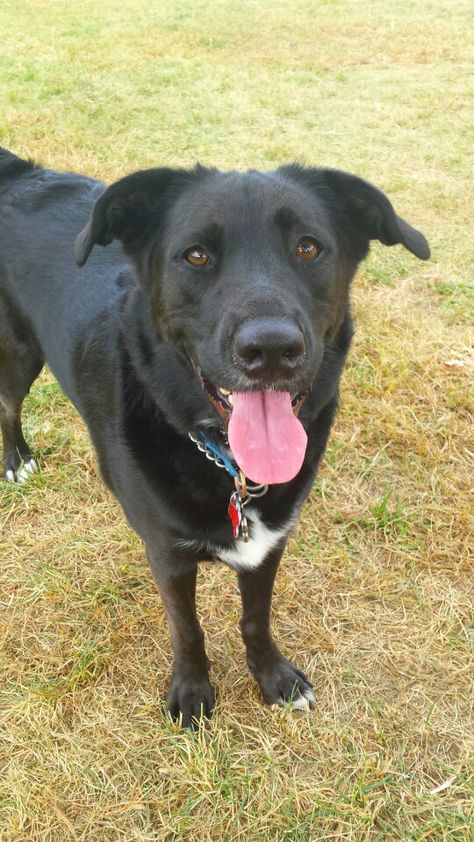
[282,166,430,261]
[75,168,189,267]
[337,171,430,260]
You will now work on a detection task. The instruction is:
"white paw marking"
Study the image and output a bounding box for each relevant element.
[4,459,39,483]
[277,688,315,711]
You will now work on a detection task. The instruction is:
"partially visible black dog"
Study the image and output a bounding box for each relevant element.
[0,149,429,725]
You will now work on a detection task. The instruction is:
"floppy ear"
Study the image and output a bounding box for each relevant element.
[326,169,430,260]
[75,167,189,267]
[282,166,430,261]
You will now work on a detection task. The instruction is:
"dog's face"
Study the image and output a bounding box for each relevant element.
[76,165,429,484]
[156,170,346,390]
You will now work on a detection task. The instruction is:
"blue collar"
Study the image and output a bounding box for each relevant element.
[188,430,268,542]
[188,431,268,498]
[189,431,239,479]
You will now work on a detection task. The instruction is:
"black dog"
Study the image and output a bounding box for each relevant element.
[0,149,429,725]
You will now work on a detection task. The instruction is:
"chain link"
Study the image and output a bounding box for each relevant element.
[188,431,268,499]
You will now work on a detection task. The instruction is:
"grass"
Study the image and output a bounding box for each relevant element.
[0,0,473,839]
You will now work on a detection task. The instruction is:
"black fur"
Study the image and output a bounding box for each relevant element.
[0,149,429,726]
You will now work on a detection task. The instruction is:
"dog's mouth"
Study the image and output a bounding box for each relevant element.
[200,374,308,486]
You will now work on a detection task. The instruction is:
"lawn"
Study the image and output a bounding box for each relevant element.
[0,0,472,839]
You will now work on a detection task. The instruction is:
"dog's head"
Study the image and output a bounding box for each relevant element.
[76,164,429,484]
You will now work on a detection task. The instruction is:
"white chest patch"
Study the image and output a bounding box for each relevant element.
[216,510,295,571]
[174,509,299,572]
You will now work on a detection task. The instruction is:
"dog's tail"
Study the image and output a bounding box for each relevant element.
[0,148,36,185]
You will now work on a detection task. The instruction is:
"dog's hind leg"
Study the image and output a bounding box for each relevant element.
[0,294,43,482]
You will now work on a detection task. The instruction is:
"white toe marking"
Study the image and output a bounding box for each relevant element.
[289,694,310,711]
[277,688,315,710]
[4,459,39,483]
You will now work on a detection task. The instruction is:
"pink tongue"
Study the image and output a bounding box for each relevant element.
[228,391,307,485]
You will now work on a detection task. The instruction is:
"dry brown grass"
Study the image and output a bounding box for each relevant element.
[1,0,473,839]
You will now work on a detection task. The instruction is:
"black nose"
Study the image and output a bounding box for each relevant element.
[234,318,306,381]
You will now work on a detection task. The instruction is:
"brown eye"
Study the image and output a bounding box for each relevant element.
[296,237,320,261]
[184,246,211,267]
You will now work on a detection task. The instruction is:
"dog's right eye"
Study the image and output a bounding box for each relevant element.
[295,237,320,261]
[184,246,211,267]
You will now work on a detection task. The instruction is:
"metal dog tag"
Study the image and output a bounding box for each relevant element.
[228,491,249,542]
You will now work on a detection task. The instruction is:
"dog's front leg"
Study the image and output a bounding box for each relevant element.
[238,547,315,710]
[147,554,214,727]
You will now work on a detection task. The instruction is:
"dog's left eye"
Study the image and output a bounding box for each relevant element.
[184,246,211,267]
[295,237,320,261]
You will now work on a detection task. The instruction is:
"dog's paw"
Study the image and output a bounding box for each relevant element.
[166,674,215,729]
[277,685,315,710]
[4,458,38,483]
[250,656,315,711]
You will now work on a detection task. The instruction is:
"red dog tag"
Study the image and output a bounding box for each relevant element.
[228,492,242,539]
[228,491,250,542]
